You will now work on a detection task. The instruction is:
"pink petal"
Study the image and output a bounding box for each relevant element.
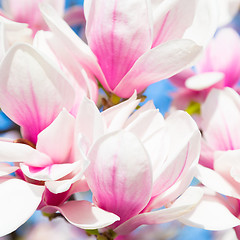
[149,111,200,197]
[214,150,240,194]
[40,3,109,91]
[102,92,140,132]
[152,0,197,47]
[0,44,75,144]
[146,166,197,211]
[2,0,48,35]
[0,141,52,167]
[44,138,90,194]
[125,108,164,142]
[20,162,79,182]
[85,0,152,90]
[115,187,203,235]
[0,16,32,50]
[179,188,240,230]
[33,30,98,108]
[114,39,202,98]
[46,0,65,16]
[42,200,120,229]
[197,28,240,88]
[199,139,214,169]
[36,109,75,164]
[85,131,152,225]
[125,100,156,123]
[185,72,224,91]
[45,172,89,194]
[0,23,7,60]
[75,97,105,149]
[169,68,195,88]
[217,0,240,26]
[196,164,240,199]
[201,88,240,151]
[183,0,218,46]
[0,178,44,237]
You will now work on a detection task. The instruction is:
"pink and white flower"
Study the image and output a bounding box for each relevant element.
[170,28,240,111]
[38,0,215,98]
[0,0,84,36]
[179,88,240,233]
[52,93,204,235]
[0,44,119,237]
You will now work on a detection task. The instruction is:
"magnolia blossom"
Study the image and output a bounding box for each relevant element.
[170,28,240,111]
[0,0,85,36]
[40,92,203,235]
[177,88,240,233]
[0,0,64,35]
[37,0,218,98]
[0,44,119,237]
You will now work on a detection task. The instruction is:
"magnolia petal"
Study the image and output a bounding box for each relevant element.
[0,43,75,144]
[101,91,139,130]
[197,28,240,88]
[0,141,52,166]
[114,39,202,98]
[46,0,65,16]
[2,0,49,35]
[0,178,44,237]
[42,200,120,229]
[85,0,152,90]
[217,0,240,26]
[103,93,140,133]
[40,3,109,91]
[201,88,240,151]
[0,16,32,49]
[36,109,75,164]
[199,138,214,169]
[124,100,156,125]
[185,72,224,91]
[214,149,240,188]
[20,162,79,182]
[0,22,7,61]
[34,30,98,108]
[85,131,152,224]
[115,187,203,235]
[75,97,105,149]
[183,0,218,46]
[152,0,197,47]
[45,160,89,194]
[146,165,197,211]
[125,109,164,142]
[45,176,89,195]
[196,164,240,199]
[179,188,240,230]
[169,68,195,88]
[150,111,200,196]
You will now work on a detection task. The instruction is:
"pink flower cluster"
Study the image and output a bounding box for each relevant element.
[1,0,240,239]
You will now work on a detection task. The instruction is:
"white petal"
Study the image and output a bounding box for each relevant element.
[179,188,240,230]
[0,178,44,237]
[42,200,120,229]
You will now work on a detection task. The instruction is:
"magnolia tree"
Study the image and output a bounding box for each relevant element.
[1,0,240,240]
